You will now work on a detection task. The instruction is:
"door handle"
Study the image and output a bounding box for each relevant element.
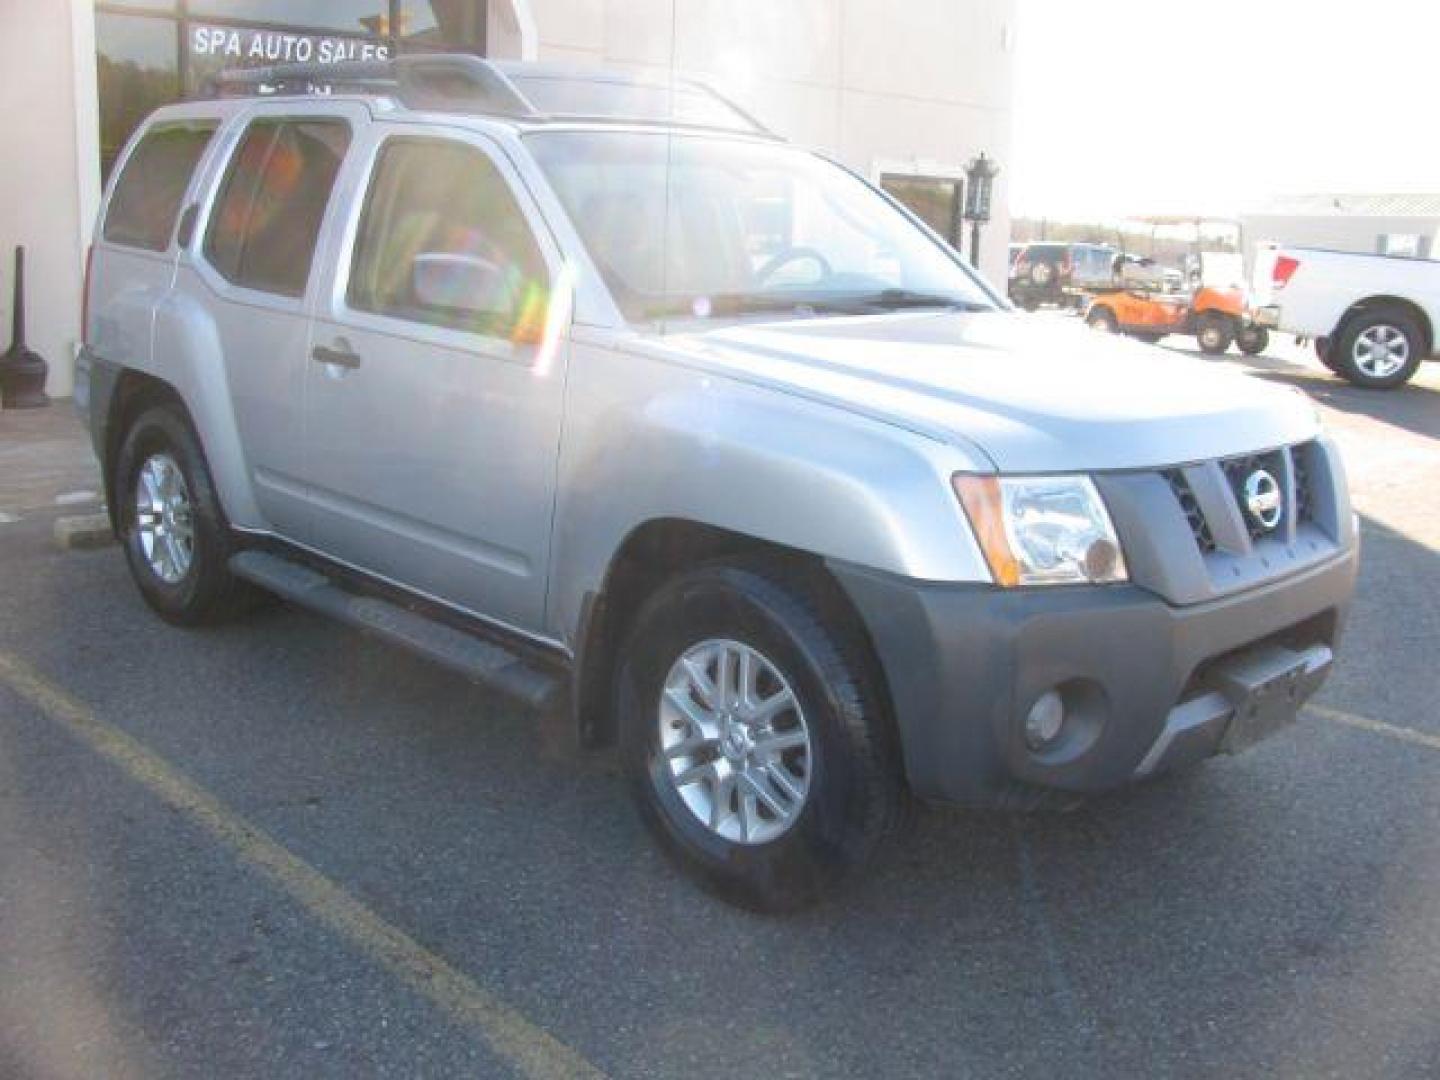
[312,341,362,370]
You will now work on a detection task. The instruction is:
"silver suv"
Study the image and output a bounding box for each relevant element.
[79,56,1358,911]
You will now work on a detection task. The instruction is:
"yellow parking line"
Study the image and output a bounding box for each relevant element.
[0,651,606,1080]
[1309,703,1440,752]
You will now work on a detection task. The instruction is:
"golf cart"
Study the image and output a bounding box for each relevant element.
[1084,279,1268,355]
[1081,228,1269,354]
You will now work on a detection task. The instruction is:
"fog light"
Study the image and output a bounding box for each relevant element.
[1025,690,1066,750]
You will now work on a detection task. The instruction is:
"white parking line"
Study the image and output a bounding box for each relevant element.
[1309,704,1440,752]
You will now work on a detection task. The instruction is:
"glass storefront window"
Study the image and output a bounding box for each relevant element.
[94,2,490,180]
[96,12,180,177]
[880,174,963,249]
[186,2,393,35]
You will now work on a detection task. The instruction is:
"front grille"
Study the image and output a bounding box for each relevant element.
[1163,441,1322,556]
[1292,442,1315,524]
[1164,468,1216,553]
[1220,449,1286,541]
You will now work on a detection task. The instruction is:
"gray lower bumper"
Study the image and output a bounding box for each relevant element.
[1132,641,1332,779]
[830,549,1357,808]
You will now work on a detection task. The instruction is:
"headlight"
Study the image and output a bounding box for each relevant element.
[953,474,1127,587]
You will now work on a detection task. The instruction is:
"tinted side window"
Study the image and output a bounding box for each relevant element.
[204,118,351,297]
[103,121,217,251]
[348,139,547,337]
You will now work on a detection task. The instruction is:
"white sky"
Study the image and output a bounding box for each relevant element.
[1010,0,1440,219]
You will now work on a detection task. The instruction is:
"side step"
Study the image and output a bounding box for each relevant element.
[230,550,561,711]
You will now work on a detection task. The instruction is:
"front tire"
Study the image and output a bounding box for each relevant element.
[115,404,255,625]
[618,564,905,912]
[1332,308,1424,389]
[1195,312,1235,355]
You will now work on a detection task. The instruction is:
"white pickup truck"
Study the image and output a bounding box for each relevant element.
[1252,245,1439,388]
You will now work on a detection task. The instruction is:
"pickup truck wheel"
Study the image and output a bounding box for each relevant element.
[1314,336,1340,372]
[1333,309,1424,388]
[115,405,255,626]
[618,565,904,912]
[1195,313,1235,355]
[1236,326,1269,355]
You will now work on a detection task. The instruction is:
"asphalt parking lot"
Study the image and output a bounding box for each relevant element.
[2,337,1438,1079]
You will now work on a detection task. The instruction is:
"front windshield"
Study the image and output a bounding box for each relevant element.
[527,130,997,324]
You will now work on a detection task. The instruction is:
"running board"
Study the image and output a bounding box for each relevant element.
[229,550,561,711]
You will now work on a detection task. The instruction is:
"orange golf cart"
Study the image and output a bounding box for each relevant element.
[1084,283,1269,355]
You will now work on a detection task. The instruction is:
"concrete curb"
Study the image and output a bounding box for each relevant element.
[54,513,115,551]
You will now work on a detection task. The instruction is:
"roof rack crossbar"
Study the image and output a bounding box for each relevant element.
[205,55,539,119]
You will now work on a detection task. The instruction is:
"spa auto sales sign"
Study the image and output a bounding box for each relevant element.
[191,25,392,68]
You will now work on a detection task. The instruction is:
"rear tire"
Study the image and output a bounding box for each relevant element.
[1332,308,1424,389]
[1195,312,1235,355]
[617,564,905,912]
[1314,336,1340,372]
[1236,325,1269,356]
[114,404,257,626]
[1086,306,1119,334]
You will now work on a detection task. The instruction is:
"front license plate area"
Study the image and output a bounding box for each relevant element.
[1213,644,1326,754]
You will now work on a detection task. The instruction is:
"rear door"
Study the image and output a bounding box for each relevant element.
[301,123,569,633]
[177,103,365,540]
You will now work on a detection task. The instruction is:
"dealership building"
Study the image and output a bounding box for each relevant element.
[2,1,1016,398]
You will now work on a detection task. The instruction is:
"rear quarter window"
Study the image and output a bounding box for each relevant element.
[103,120,218,252]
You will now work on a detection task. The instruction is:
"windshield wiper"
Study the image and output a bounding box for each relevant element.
[639,289,992,321]
[641,292,869,320]
[859,289,990,312]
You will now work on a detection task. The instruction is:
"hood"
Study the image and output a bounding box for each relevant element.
[676,311,1318,472]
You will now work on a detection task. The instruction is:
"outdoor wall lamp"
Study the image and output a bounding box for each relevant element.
[963,152,1000,270]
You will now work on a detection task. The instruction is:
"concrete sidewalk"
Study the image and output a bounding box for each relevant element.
[0,402,102,521]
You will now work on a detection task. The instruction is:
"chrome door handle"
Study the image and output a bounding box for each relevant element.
[311,341,362,369]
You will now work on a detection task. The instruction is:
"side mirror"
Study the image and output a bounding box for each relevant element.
[411,252,520,325]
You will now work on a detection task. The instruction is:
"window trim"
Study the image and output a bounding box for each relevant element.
[326,126,562,359]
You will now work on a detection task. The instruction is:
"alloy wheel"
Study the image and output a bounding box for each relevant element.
[657,638,812,845]
[134,452,195,584]
[1352,324,1410,378]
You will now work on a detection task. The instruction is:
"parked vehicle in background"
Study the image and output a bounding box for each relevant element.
[1253,244,1439,388]
[1009,241,1115,309]
[80,56,1357,912]
[1086,284,1268,355]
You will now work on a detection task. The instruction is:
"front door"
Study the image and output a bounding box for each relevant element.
[302,125,568,634]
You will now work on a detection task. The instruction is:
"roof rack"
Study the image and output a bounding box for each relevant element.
[205,53,775,137]
[206,54,539,119]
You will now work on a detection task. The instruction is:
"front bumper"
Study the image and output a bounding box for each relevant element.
[830,548,1357,808]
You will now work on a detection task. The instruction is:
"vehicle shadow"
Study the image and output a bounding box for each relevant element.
[1162,342,1440,442]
